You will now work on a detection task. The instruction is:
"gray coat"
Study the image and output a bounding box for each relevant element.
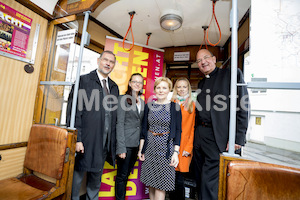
[116,95,145,155]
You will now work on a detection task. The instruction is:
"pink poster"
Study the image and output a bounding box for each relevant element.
[0,2,32,58]
[99,160,149,199]
[105,36,164,102]
[99,36,165,199]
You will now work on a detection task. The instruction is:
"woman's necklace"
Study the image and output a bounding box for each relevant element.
[177,94,189,103]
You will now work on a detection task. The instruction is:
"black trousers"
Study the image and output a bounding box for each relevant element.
[169,171,185,200]
[193,125,220,200]
[115,147,139,200]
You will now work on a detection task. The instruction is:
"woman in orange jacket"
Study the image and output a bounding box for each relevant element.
[169,77,196,200]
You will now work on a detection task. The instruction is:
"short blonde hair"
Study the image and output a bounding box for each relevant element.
[154,77,173,91]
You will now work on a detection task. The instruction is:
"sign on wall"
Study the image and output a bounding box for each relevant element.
[0,2,32,58]
[56,29,76,46]
[174,51,190,61]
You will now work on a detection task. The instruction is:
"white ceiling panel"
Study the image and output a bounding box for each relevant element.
[30,0,58,15]
[91,0,250,48]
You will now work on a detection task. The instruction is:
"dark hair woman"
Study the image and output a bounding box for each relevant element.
[115,73,145,200]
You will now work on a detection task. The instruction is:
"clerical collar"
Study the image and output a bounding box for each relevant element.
[205,67,218,78]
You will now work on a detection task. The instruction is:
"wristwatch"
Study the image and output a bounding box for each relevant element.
[174,150,179,154]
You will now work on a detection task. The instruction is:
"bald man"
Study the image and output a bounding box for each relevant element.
[193,49,249,200]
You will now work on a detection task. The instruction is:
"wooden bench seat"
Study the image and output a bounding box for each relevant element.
[0,124,77,200]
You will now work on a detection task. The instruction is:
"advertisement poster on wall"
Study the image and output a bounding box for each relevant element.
[0,2,32,58]
[104,36,165,102]
[98,36,165,199]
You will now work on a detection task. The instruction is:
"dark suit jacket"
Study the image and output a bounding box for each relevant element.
[116,95,145,155]
[67,69,119,172]
[197,68,249,152]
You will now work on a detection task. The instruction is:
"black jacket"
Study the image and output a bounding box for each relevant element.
[196,67,249,152]
[67,70,119,172]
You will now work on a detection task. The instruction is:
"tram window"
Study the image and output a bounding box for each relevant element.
[244,48,300,155]
[245,89,300,161]
[39,43,100,126]
[38,84,71,126]
[61,44,100,125]
[65,44,100,82]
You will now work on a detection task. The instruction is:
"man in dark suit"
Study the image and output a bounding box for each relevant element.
[194,49,249,200]
[68,50,119,200]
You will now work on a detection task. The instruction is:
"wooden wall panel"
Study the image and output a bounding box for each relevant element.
[238,18,249,47]
[166,68,203,91]
[164,45,222,64]
[0,147,26,180]
[226,16,250,59]
[0,0,48,144]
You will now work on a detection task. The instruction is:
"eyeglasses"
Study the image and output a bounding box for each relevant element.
[196,55,213,63]
[101,57,115,65]
[131,81,143,85]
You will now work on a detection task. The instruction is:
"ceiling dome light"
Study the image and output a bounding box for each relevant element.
[160,9,183,31]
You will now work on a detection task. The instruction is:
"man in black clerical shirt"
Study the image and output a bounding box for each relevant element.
[194,49,249,200]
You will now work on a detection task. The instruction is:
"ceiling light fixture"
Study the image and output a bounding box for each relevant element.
[160,9,183,31]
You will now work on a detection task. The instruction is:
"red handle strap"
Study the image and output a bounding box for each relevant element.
[206,1,222,47]
[122,13,135,51]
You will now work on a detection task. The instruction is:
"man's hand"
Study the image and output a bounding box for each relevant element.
[76,142,84,153]
[118,153,126,159]
[226,142,241,151]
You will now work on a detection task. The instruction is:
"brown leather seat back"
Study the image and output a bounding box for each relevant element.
[24,124,68,180]
[226,160,300,200]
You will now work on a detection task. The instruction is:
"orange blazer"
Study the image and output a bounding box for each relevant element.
[176,102,196,172]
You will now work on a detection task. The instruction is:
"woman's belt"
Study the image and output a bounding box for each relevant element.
[149,130,170,136]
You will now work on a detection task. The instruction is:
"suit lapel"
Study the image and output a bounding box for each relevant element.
[90,70,101,86]
[211,68,224,96]
[139,99,145,120]
[133,100,141,119]
[107,77,116,91]
[124,97,141,119]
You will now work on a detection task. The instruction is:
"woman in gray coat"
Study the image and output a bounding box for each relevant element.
[115,73,145,200]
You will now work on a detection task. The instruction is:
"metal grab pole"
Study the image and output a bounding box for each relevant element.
[228,0,238,155]
[70,11,91,129]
